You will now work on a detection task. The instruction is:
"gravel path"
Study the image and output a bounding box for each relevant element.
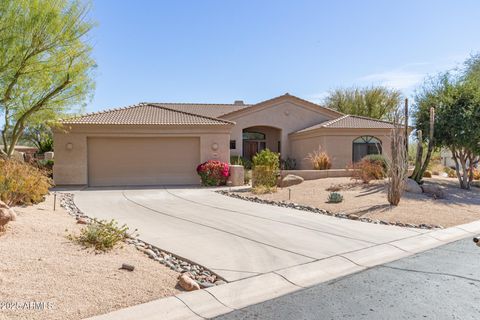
[0,194,179,320]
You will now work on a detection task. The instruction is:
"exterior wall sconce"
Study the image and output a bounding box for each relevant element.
[66,143,73,150]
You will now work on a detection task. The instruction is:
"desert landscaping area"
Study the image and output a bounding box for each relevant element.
[2,1,480,319]
[0,194,180,320]
[229,176,480,228]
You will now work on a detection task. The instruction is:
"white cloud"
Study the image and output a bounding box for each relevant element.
[358,54,472,93]
[359,70,425,91]
[307,53,472,102]
[306,91,329,103]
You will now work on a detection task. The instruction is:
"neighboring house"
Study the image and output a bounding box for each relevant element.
[53,93,394,187]
[440,148,456,168]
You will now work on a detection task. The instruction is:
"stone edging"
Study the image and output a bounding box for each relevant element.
[217,190,443,230]
[59,193,226,288]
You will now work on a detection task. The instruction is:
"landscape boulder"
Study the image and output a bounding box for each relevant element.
[404,178,423,194]
[421,184,446,199]
[178,273,200,291]
[0,200,16,229]
[44,152,54,160]
[280,174,304,188]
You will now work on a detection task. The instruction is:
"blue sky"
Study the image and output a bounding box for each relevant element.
[87,0,480,112]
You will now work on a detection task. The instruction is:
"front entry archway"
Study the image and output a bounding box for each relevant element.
[242,126,281,160]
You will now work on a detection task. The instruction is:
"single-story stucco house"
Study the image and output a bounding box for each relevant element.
[53,93,394,187]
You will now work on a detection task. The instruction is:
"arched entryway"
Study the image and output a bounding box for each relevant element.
[242,126,281,160]
[352,135,382,162]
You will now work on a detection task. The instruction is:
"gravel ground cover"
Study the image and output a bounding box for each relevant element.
[224,176,480,228]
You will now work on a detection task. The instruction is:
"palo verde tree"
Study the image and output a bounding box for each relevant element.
[323,86,402,121]
[0,0,95,158]
[413,55,480,189]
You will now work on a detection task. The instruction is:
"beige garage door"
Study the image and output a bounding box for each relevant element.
[88,137,200,187]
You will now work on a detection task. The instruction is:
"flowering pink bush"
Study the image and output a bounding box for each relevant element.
[196,160,230,186]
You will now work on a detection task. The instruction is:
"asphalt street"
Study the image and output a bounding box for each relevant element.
[213,238,480,320]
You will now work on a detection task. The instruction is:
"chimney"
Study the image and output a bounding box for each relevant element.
[234,100,244,105]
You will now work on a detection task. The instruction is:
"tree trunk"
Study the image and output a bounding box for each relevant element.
[452,148,471,190]
[411,130,423,180]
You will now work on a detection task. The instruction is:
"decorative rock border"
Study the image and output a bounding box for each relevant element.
[60,193,226,288]
[217,190,443,230]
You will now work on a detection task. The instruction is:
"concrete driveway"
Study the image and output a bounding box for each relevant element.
[73,187,427,282]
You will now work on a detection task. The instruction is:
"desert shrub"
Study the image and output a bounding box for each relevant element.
[423,170,432,178]
[362,154,388,174]
[466,167,480,180]
[0,159,52,206]
[428,162,444,176]
[326,184,342,192]
[253,149,280,170]
[280,157,297,170]
[37,159,54,169]
[306,148,331,170]
[35,159,54,178]
[327,192,343,203]
[68,219,134,252]
[252,149,279,188]
[252,185,277,194]
[474,168,480,180]
[444,167,456,178]
[244,170,251,185]
[252,166,278,187]
[230,155,252,170]
[350,158,385,184]
[196,160,230,186]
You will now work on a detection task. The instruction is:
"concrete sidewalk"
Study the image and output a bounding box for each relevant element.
[73,187,480,319]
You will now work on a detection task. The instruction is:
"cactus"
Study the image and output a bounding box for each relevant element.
[327,192,343,203]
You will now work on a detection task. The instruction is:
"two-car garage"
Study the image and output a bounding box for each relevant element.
[87,137,201,187]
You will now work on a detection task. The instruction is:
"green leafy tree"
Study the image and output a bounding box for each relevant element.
[0,0,95,158]
[22,123,54,153]
[413,57,480,189]
[324,86,402,120]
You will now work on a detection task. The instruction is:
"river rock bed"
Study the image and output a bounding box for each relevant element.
[217,190,442,230]
[59,193,226,288]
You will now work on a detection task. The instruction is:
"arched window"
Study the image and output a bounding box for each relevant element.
[242,132,266,140]
[353,136,382,162]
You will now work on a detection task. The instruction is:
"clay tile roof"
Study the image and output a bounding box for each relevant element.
[60,103,235,125]
[295,115,395,133]
[148,102,251,118]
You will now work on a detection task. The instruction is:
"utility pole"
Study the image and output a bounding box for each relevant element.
[404,98,409,158]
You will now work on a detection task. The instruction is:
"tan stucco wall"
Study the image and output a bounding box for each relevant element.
[53,124,232,185]
[290,128,393,169]
[223,100,338,159]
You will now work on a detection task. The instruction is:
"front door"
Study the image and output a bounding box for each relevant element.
[243,140,266,160]
[243,141,258,160]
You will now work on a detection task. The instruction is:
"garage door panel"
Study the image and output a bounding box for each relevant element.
[88,137,200,186]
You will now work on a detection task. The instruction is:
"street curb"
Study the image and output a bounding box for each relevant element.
[84,220,479,320]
